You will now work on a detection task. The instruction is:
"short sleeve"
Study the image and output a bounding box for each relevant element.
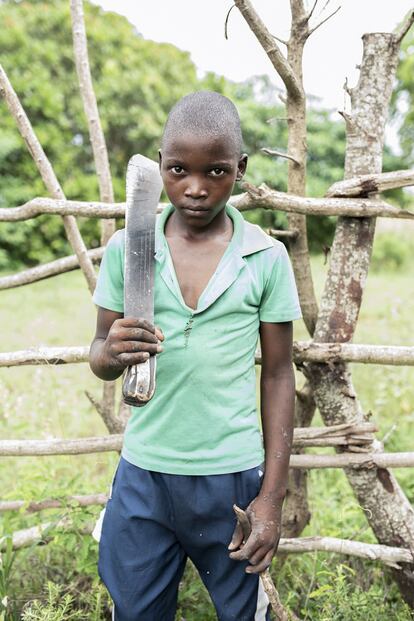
[259,243,302,322]
[92,229,125,313]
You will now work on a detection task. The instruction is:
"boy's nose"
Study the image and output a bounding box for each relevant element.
[184,177,208,199]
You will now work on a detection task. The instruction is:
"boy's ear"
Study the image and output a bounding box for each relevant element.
[158,149,162,170]
[236,154,248,181]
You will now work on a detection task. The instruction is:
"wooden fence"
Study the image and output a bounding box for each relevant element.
[1,0,414,602]
[1,181,413,563]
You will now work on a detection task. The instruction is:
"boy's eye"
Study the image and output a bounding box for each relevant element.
[210,168,225,177]
[171,166,184,175]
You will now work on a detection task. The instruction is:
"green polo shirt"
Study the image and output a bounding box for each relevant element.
[92,204,302,475]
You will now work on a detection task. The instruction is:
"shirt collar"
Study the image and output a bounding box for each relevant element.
[154,203,274,260]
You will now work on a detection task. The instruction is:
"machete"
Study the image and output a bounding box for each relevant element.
[122,154,163,407]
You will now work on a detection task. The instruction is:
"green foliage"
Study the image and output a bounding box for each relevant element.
[3,2,411,268]
[0,0,198,267]
[0,537,18,621]
[277,560,412,620]
[371,232,414,272]
[0,0,356,268]
[392,25,414,162]
[21,582,83,621]
[0,263,413,619]
[21,581,111,621]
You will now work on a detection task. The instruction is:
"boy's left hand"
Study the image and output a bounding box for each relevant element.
[228,493,283,573]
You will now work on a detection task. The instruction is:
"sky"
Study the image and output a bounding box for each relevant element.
[92,0,413,111]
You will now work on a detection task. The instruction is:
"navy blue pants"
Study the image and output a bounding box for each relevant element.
[98,457,270,620]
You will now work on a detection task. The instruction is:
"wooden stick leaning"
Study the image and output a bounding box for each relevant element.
[0,64,96,293]
[71,0,121,432]
[233,505,301,621]
[70,0,115,246]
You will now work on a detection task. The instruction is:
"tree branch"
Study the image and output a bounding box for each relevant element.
[307,4,341,38]
[85,389,125,435]
[0,248,103,291]
[0,197,125,221]
[5,189,414,222]
[2,342,414,368]
[267,228,299,238]
[271,33,288,46]
[0,346,89,367]
[278,535,414,569]
[233,0,303,101]
[0,64,96,293]
[1,436,414,468]
[234,183,414,219]
[0,435,123,456]
[325,169,414,197]
[233,506,295,621]
[394,8,414,45]
[288,452,414,470]
[0,494,107,513]
[4,518,413,569]
[261,147,300,165]
[224,4,237,40]
[70,0,115,245]
[306,0,319,22]
[292,342,414,366]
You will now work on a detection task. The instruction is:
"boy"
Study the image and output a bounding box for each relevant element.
[89,91,302,621]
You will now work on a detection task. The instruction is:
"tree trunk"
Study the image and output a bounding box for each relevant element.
[304,32,414,606]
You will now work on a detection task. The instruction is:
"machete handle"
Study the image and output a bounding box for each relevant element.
[122,356,156,407]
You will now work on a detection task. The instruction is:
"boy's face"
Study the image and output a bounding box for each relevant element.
[159,132,247,227]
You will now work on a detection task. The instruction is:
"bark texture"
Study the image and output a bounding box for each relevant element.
[70,0,120,432]
[304,32,414,605]
[326,168,414,197]
[235,0,320,545]
[4,192,413,222]
[70,0,116,245]
[285,0,318,336]
[233,184,414,218]
[234,0,319,335]
[2,341,413,368]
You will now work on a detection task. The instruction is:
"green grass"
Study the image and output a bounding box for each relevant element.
[1,256,413,620]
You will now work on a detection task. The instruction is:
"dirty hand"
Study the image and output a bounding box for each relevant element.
[102,317,164,372]
[228,493,283,573]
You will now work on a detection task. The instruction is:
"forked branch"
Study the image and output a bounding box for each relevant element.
[233,0,303,101]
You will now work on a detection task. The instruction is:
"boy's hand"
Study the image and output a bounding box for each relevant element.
[102,317,164,372]
[228,493,283,573]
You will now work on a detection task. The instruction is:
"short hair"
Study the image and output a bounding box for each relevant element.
[161,91,243,155]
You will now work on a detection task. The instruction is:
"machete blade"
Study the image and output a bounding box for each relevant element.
[122,154,163,407]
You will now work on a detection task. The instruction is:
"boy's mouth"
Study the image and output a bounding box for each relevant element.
[182,205,209,213]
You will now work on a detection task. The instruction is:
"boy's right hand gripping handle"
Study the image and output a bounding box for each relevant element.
[122,355,156,407]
